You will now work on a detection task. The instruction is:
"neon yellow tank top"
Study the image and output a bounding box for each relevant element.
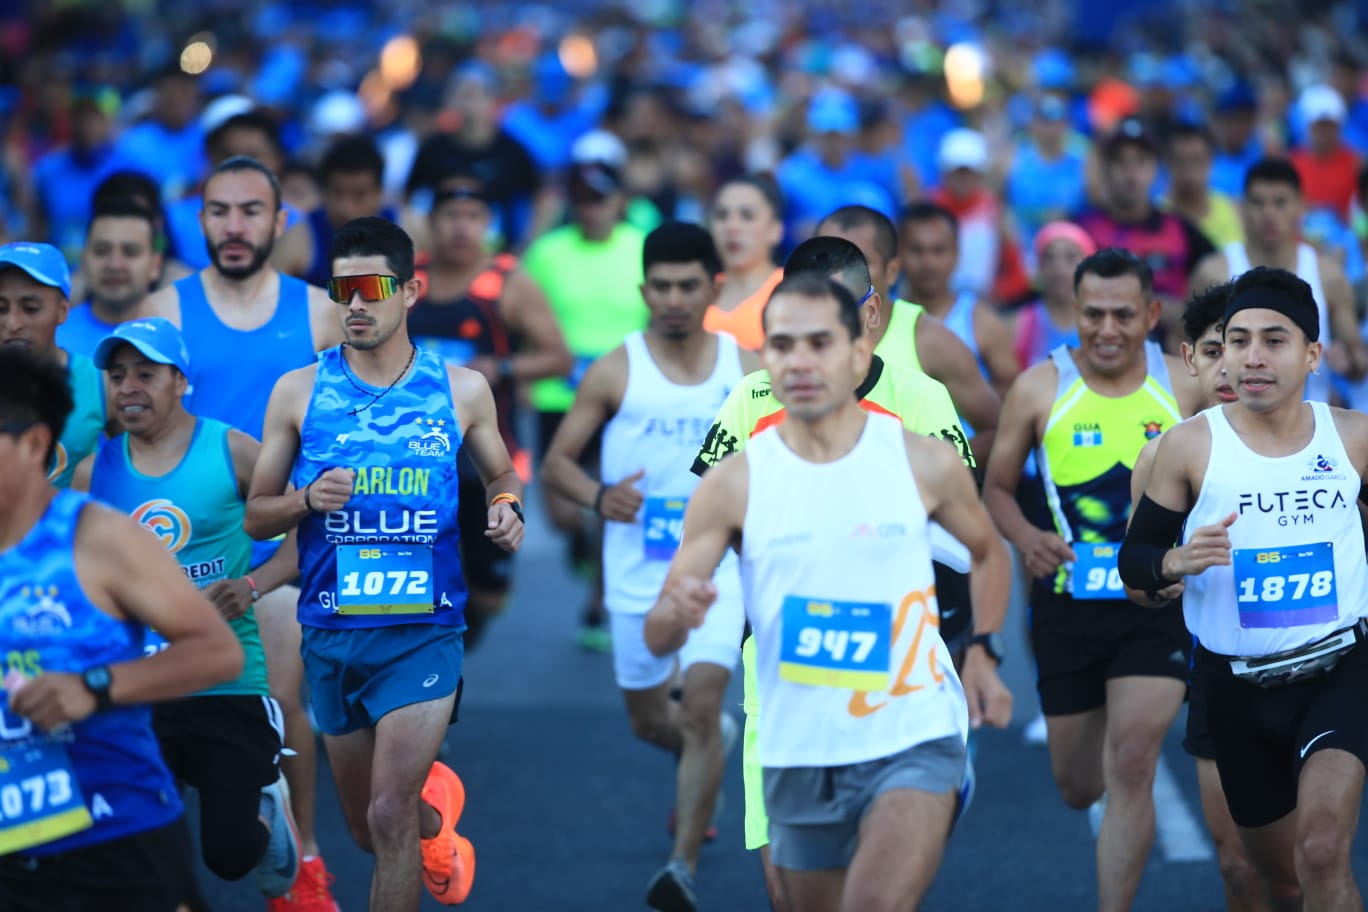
[1038,342,1180,593]
[873,299,924,375]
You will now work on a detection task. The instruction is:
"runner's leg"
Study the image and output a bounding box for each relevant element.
[1097,675,1185,912]
[842,787,957,912]
[672,662,729,872]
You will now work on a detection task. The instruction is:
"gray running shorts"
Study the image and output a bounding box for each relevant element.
[762,735,965,871]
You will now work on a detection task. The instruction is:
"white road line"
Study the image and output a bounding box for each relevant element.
[1152,754,1214,863]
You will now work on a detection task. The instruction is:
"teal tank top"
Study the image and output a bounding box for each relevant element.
[88,417,267,696]
[49,350,106,489]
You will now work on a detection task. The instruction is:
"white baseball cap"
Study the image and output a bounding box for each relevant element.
[1299,84,1347,126]
[937,128,989,173]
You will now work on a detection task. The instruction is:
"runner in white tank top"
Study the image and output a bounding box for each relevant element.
[1122,266,1368,907]
[541,224,758,911]
[1189,158,1365,405]
[645,273,1012,908]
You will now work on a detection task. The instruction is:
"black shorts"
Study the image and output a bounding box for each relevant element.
[933,561,972,657]
[1030,590,1191,716]
[1183,656,1214,760]
[153,694,283,792]
[0,817,202,912]
[457,471,516,594]
[1196,639,1368,828]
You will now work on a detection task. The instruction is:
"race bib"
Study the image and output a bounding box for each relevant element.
[1234,543,1338,629]
[779,596,892,691]
[1071,543,1125,601]
[643,497,687,560]
[0,698,93,853]
[335,545,435,616]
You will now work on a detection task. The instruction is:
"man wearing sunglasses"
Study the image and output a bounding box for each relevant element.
[135,154,344,911]
[247,217,524,912]
[0,241,115,489]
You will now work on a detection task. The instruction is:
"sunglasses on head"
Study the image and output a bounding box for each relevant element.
[327,274,400,304]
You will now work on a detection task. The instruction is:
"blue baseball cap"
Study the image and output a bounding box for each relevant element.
[94,318,192,379]
[0,243,71,298]
[807,88,859,134]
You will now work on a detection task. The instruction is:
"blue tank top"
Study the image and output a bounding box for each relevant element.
[292,346,468,630]
[1005,145,1088,244]
[177,272,317,441]
[49,351,107,489]
[0,491,181,855]
[944,291,990,380]
[55,303,120,361]
[89,418,267,697]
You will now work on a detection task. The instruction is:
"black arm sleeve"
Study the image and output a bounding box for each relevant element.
[1118,495,1191,591]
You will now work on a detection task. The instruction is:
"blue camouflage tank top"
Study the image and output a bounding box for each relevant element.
[0,491,180,856]
[291,346,468,629]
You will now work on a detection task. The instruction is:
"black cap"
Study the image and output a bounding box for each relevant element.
[1102,117,1158,158]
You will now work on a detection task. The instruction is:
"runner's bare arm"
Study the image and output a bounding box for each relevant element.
[915,315,1001,460]
[644,453,748,657]
[70,452,95,492]
[244,367,315,539]
[909,432,1011,642]
[11,504,244,730]
[1166,353,1206,417]
[1124,436,1184,606]
[973,301,1021,396]
[1321,256,1367,380]
[499,270,574,381]
[133,282,183,324]
[541,349,630,512]
[306,283,345,350]
[448,364,525,551]
[223,427,298,594]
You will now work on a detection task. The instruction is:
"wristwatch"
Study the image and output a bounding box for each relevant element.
[968,633,1006,666]
[82,665,114,712]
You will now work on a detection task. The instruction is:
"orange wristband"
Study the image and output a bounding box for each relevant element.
[490,493,520,508]
[246,575,260,602]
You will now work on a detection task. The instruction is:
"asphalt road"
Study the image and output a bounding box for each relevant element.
[194,505,1368,911]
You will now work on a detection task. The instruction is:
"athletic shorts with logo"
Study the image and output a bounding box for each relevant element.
[153,694,284,792]
[1031,591,1191,716]
[1196,640,1368,828]
[302,624,465,735]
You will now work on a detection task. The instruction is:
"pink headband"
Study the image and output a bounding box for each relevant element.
[1034,221,1097,261]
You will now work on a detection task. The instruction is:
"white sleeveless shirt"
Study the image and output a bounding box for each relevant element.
[600,332,744,613]
[1184,401,1368,656]
[741,413,967,768]
[1224,241,1331,403]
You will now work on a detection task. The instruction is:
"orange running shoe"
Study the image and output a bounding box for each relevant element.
[420,761,476,905]
[265,855,339,912]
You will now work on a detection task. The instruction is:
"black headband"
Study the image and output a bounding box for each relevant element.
[433,186,490,207]
[1223,286,1319,342]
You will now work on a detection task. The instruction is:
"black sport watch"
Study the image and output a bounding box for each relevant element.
[968,633,1005,666]
[82,665,114,712]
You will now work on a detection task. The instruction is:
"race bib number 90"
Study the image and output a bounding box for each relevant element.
[1234,542,1338,629]
[0,697,93,853]
[335,545,434,616]
[779,596,892,692]
[1071,543,1125,600]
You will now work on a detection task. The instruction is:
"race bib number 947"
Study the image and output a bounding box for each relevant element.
[779,596,892,691]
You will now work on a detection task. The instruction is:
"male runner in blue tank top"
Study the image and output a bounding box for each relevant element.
[0,346,242,911]
[136,153,345,907]
[247,217,525,911]
[57,199,164,358]
[412,168,572,648]
[0,242,115,489]
[74,317,304,900]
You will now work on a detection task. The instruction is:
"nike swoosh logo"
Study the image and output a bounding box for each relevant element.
[1301,730,1335,759]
